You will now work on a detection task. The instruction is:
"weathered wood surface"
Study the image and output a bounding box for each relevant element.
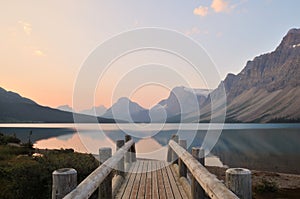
[116,160,188,199]
[52,168,77,199]
[99,147,112,199]
[63,140,134,199]
[226,168,252,199]
[169,140,239,199]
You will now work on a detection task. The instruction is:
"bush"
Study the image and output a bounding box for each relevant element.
[255,178,278,193]
[0,147,98,199]
[0,133,21,145]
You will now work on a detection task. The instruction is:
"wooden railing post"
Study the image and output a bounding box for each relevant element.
[191,147,205,199]
[125,135,131,163]
[199,148,205,166]
[52,168,77,199]
[172,135,179,164]
[125,135,136,162]
[167,134,179,163]
[99,147,112,199]
[178,140,187,178]
[226,168,252,199]
[116,140,125,177]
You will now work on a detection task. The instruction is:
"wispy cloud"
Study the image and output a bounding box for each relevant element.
[18,20,32,35]
[33,49,46,57]
[193,6,209,17]
[211,0,229,13]
[185,27,209,36]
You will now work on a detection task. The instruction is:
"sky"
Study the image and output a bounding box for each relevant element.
[0,0,300,110]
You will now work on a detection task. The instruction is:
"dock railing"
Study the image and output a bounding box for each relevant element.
[51,135,136,199]
[167,135,252,199]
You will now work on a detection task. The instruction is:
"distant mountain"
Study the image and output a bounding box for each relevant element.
[80,105,107,116]
[102,97,150,123]
[200,28,300,123]
[57,105,74,112]
[101,88,210,123]
[0,87,115,123]
[150,86,210,122]
[0,87,36,105]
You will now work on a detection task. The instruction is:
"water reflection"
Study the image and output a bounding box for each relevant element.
[1,123,300,173]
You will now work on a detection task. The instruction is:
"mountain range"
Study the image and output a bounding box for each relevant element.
[1,28,299,123]
[0,87,115,123]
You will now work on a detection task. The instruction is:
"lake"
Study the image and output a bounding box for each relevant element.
[1,123,300,174]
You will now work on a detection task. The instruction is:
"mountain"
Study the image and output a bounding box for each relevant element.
[0,87,115,123]
[200,28,300,123]
[150,86,210,122]
[101,87,210,123]
[102,97,150,122]
[80,105,107,116]
[57,105,74,112]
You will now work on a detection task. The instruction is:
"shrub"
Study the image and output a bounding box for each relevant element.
[0,133,21,145]
[0,147,98,199]
[255,178,278,193]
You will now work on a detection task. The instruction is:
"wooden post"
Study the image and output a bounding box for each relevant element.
[125,135,131,164]
[199,148,205,166]
[99,147,112,199]
[52,168,77,199]
[131,141,136,162]
[116,140,125,177]
[191,147,205,199]
[172,135,179,164]
[226,168,252,199]
[178,140,187,178]
[167,134,178,162]
[167,134,179,163]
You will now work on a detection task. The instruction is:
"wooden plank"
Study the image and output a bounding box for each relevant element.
[169,140,239,199]
[165,162,188,199]
[115,161,135,198]
[151,161,159,199]
[160,161,174,199]
[145,160,152,199]
[117,161,140,198]
[163,162,184,199]
[137,161,148,198]
[157,161,167,199]
[130,161,144,198]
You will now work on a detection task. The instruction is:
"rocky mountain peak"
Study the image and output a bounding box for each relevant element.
[278,28,300,50]
[222,28,300,100]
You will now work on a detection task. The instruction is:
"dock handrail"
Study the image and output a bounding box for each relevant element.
[168,139,239,199]
[55,138,135,199]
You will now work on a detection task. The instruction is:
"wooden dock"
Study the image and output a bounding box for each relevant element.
[52,135,252,199]
[116,160,187,199]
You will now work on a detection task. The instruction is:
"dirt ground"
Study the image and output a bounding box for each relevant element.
[206,166,300,199]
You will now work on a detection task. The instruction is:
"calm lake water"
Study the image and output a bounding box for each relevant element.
[1,123,300,174]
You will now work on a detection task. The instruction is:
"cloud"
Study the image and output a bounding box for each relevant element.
[33,50,46,57]
[18,21,32,35]
[185,27,209,36]
[211,0,229,13]
[194,0,247,17]
[193,6,209,16]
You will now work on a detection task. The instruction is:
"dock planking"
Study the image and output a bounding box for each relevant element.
[115,160,187,199]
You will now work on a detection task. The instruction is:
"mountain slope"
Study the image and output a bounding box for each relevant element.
[80,105,107,116]
[200,28,300,123]
[102,97,150,122]
[0,87,115,123]
[150,86,210,122]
